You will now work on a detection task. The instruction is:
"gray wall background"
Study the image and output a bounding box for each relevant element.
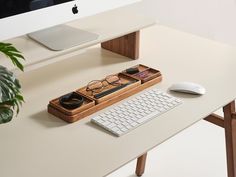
[138,0,236,45]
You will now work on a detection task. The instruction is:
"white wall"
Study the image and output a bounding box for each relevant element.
[139,0,236,45]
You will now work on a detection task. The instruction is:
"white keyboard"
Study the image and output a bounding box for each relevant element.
[91,88,182,136]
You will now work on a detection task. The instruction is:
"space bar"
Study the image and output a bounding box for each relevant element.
[137,111,161,124]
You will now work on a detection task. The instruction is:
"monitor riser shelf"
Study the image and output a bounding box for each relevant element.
[0,6,156,74]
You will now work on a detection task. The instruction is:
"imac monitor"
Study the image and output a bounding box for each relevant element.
[0,0,140,50]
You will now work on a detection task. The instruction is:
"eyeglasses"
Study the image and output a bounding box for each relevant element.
[86,75,121,95]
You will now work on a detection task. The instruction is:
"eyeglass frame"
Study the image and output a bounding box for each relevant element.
[86,75,121,95]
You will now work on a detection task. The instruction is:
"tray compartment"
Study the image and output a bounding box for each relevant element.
[49,92,95,116]
[77,73,141,104]
[123,64,161,83]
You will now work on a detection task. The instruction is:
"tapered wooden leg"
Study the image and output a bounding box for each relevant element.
[135,153,147,176]
[223,101,236,177]
[101,31,140,60]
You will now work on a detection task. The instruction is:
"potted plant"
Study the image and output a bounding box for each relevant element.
[0,42,25,124]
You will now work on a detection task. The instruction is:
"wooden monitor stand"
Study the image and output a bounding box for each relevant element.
[101,31,140,60]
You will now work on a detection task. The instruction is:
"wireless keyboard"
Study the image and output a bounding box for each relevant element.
[91,88,182,136]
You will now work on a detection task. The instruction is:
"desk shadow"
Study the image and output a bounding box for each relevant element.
[167,90,201,99]
[30,110,68,128]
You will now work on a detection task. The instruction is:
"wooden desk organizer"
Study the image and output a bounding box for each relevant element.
[48,64,163,123]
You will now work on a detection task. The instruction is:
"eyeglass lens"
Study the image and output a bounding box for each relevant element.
[87,75,121,94]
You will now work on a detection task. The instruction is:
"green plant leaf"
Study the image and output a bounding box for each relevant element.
[0,107,13,124]
[0,65,24,124]
[0,66,21,102]
[0,42,25,71]
[0,42,25,124]
[0,43,12,47]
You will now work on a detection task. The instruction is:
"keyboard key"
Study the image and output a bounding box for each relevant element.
[111,127,120,132]
[131,122,138,127]
[107,123,116,128]
[121,127,128,132]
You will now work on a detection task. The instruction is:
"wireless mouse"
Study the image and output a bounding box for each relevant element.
[169,82,206,95]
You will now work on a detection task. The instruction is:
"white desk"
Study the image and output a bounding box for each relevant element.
[1,25,236,177]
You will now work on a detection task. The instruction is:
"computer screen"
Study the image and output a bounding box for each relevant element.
[0,0,73,19]
[0,0,140,49]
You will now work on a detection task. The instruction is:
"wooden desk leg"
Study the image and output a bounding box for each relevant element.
[223,101,236,177]
[101,31,140,60]
[135,153,147,176]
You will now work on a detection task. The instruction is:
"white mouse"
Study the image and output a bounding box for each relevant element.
[169,82,206,95]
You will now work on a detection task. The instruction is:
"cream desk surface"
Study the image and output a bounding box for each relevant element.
[1,25,236,177]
